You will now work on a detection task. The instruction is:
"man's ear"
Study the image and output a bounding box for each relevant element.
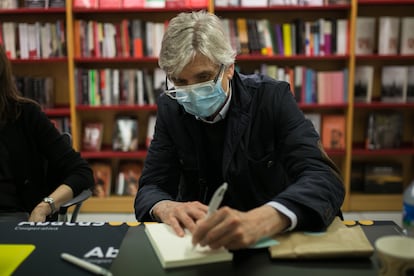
[226,64,235,80]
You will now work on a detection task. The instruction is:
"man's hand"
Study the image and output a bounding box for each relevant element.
[152,200,208,237]
[192,205,290,250]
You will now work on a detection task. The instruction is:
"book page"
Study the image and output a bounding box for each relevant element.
[145,223,233,269]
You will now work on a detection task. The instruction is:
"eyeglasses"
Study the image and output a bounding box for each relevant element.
[164,64,224,101]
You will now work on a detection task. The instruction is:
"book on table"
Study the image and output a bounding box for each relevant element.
[145,223,233,269]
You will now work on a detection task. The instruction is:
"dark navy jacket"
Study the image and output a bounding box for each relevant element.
[135,72,344,231]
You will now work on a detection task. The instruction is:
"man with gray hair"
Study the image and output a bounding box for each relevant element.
[134,10,344,250]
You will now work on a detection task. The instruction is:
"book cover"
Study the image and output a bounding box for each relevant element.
[49,0,66,7]
[123,0,144,7]
[145,223,233,268]
[354,65,374,103]
[355,17,375,55]
[381,66,408,103]
[365,112,403,150]
[400,17,414,55]
[90,162,112,197]
[377,17,400,55]
[112,116,139,152]
[336,19,348,55]
[115,161,143,196]
[24,0,47,8]
[82,122,104,152]
[321,114,345,150]
[99,0,122,7]
[73,0,98,7]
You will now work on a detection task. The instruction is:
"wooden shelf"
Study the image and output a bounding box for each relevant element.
[348,194,402,211]
[76,104,157,111]
[81,149,148,159]
[80,196,135,213]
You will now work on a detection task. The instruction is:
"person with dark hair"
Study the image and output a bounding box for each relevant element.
[134,11,345,250]
[0,45,94,222]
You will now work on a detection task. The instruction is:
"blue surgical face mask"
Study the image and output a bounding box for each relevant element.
[165,65,227,118]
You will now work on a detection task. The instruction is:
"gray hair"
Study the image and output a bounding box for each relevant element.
[158,11,236,78]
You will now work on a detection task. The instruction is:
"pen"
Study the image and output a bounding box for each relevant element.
[61,252,113,276]
[207,182,228,217]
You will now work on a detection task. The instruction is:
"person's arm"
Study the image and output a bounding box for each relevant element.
[29,184,74,222]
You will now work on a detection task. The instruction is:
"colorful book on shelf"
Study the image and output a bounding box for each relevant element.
[144,0,165,7]
[354,65,374,103]
[82,122,104,152]
[282,23,293,56]
[377,16,400,55]
[321,114,345,150]
[24,0,47,7]
[316,70,345,104]
[365,112,403,150]
[236,18,249,55]
[90,162,112,198]
[73,0,98,7]
[380,66,408,103]
[112,116,139,152]
[49,0,66,7]
[115,161,143,196]
[355,17,375,55]
[145,223,233,269]
[400,17,414,55]
[99,0,122,7]
[336,19,348,55]
[123,0,144,7]
[240,0,267,6]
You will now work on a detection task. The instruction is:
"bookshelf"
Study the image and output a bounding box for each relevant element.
[3,0,413,213]
[351,0,414,211]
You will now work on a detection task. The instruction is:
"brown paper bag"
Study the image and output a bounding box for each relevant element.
[269,217,374,259]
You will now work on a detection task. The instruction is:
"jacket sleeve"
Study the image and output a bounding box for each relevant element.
[26,103,94,196]
[268,81,345,231]
[134,96,182,221]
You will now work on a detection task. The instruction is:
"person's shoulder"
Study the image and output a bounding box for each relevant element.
[20,101,41,112]
[238,72,289,90]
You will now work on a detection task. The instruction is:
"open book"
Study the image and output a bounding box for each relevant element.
[145,223,233,269]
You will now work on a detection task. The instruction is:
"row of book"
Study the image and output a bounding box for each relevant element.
[354,65,414,104]
[74,19,164,58]
[258,64,347,104]
[216,0,349,7]
[306,111,405,152]
[50,116,71,134]
[89,161,143,197]
[15,76,54,109]
[351,162,403,194]
[304,113,346,150]
[75,68,165,106]
[356,17,414,55]
[74,0,207,8]
[82,114,156,152]
[1,21,66,59]
[0,0,65,8]
[223,17,348,57]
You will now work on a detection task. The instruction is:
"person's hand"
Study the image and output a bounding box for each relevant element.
[152,200,208,237]
[28,204,50,222]
[192,205,290,250]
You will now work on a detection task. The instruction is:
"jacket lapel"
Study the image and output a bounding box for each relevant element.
[222,75,252,177]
